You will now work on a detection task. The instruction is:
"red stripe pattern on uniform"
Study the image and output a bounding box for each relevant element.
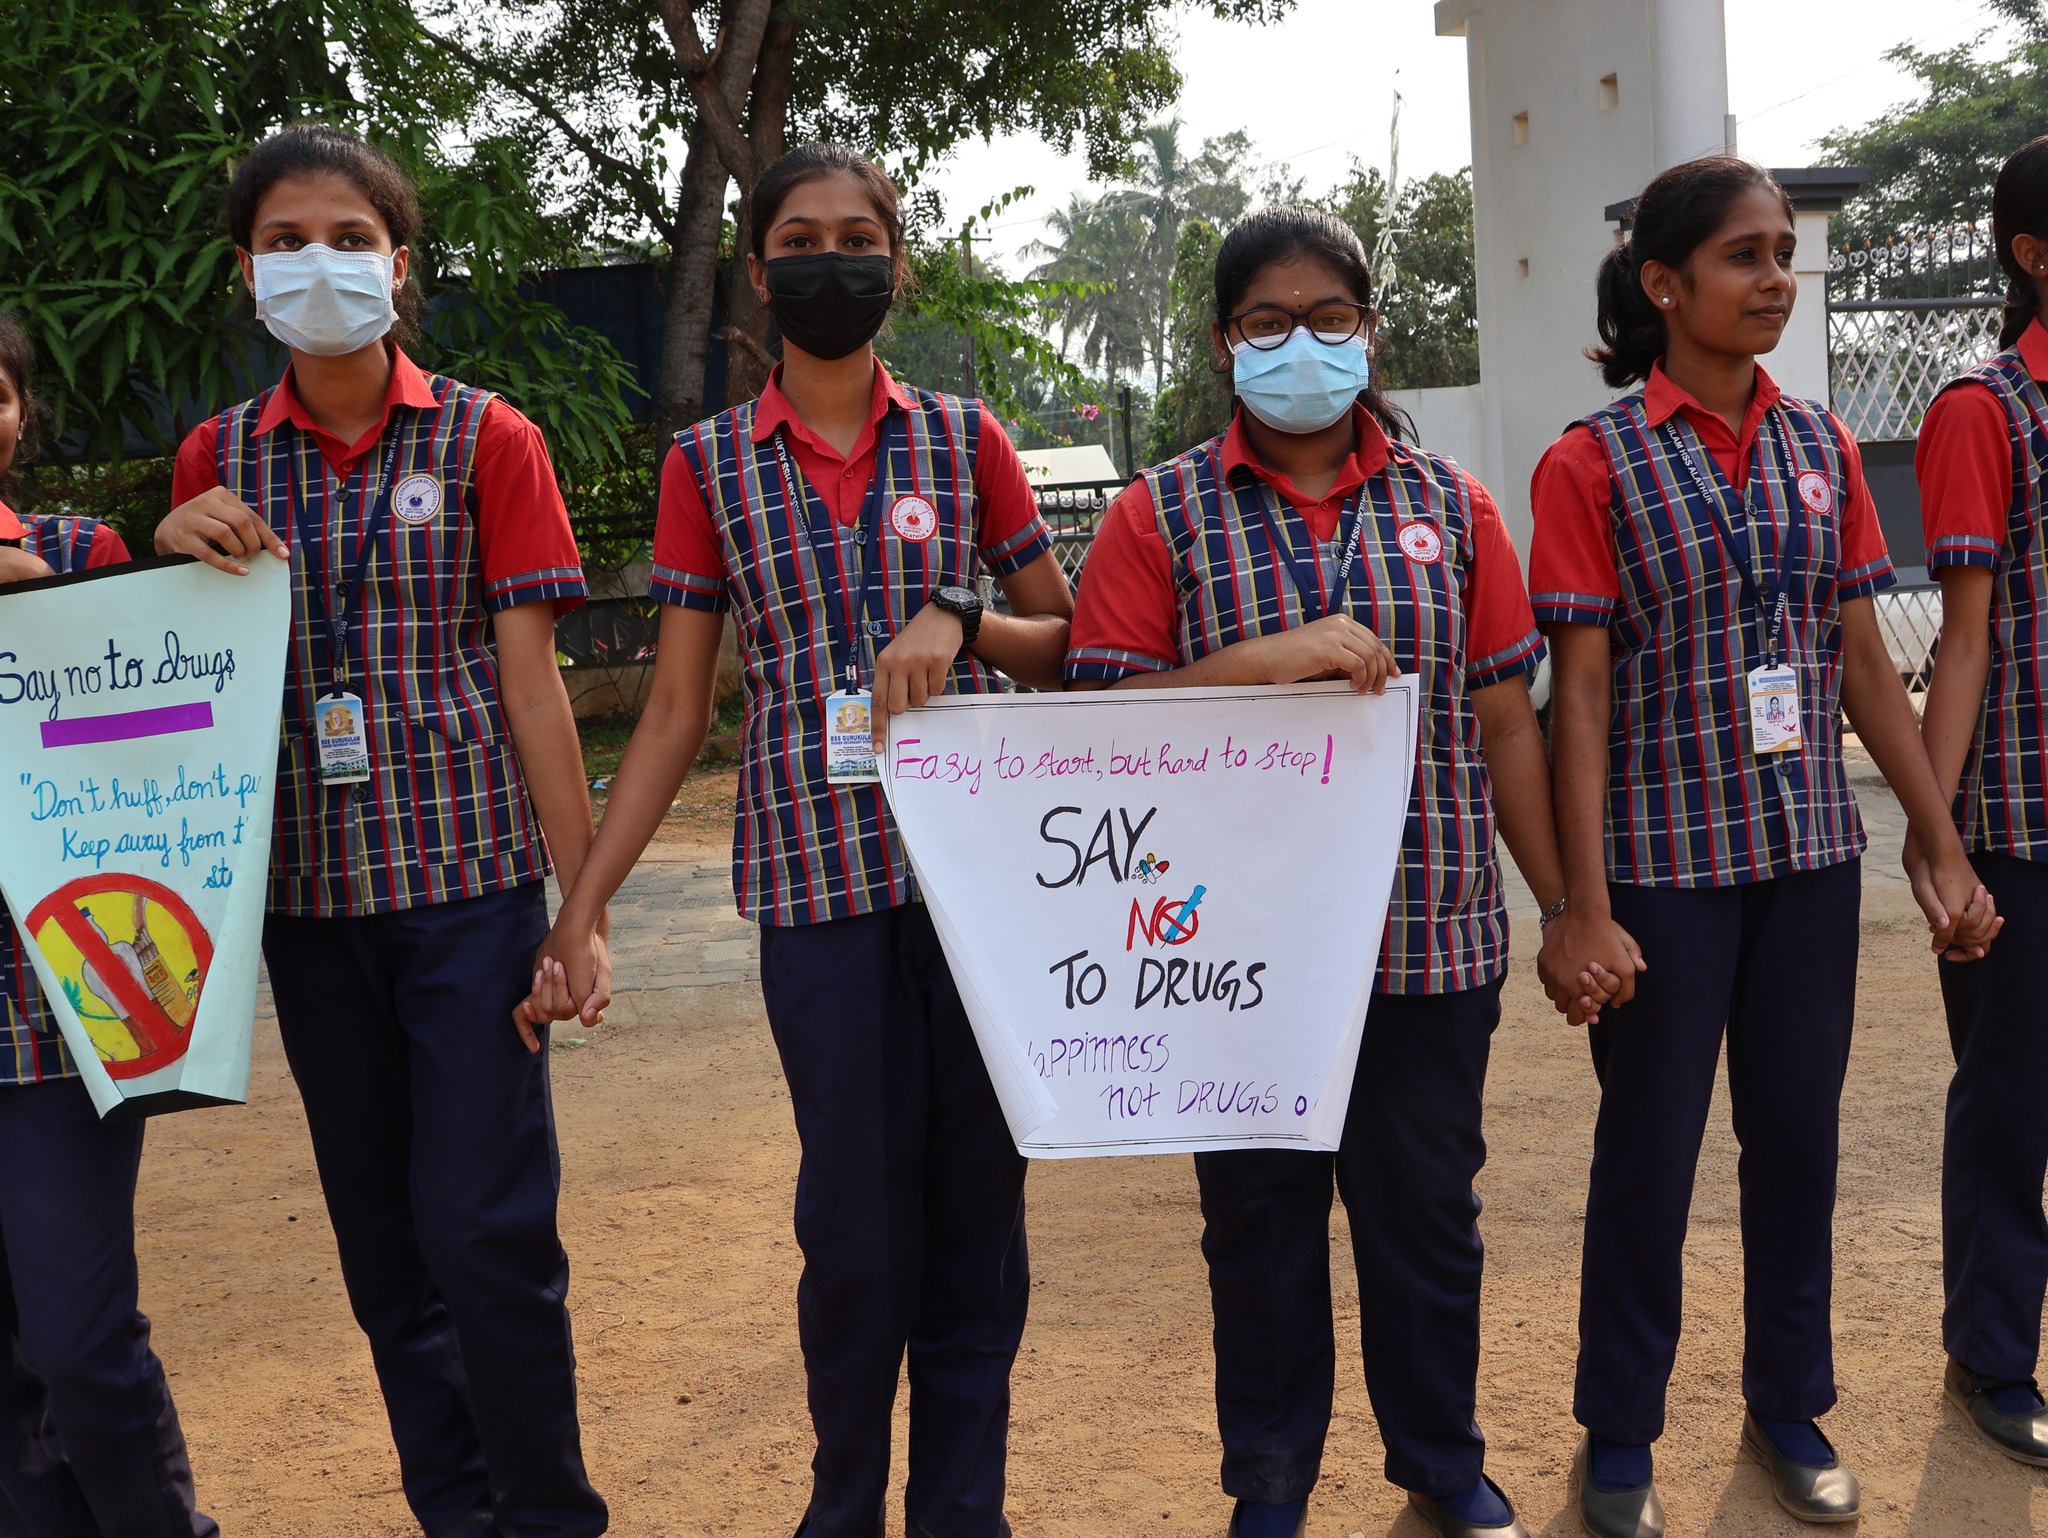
[658,388,1052,925]
[216,374,575,916]
[1531,392,1893,886]
[1067,432,1542,995]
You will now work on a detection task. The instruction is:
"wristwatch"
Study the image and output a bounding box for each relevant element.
[929,584,984,649]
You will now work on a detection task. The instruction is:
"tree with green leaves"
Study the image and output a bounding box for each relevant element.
[1144,217,1231,461]
[1319,163,1478,391]
[1821,0,2048,245]
[426,0,1293,437]
[1,0,638,474]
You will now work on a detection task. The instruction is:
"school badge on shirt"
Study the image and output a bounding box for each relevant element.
[889,495,938,542]
[1397,521,1443,564]
[392,474,443,524]
[1795,470,1833,516]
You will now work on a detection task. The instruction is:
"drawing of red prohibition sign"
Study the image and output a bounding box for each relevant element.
[27,875,213,1080]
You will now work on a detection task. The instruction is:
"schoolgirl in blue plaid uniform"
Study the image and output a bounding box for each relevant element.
[1532,158,1998,1538]
[153,128,606,1537]
[1912,133,2048,1468]
[1067,206,1639,1538]
[0,312,216,1535]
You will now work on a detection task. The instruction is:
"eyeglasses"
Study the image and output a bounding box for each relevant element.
[1226,301,1372,351]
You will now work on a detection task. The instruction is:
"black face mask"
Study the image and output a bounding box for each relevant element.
[764,253,896,361]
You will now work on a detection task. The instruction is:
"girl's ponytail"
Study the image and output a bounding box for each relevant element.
[1991,136,2048,350]
[1585,156,1792,388]
[1589,241,1665,389]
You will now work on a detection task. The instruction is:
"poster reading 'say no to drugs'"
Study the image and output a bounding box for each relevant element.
[0,554,289,1120]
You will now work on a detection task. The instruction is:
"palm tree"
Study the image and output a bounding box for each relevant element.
[1030,119,1257,398]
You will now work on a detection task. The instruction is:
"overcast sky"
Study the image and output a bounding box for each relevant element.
[927,0,2006,269]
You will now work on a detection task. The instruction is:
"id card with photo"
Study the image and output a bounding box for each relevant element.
[1747,665,1802,756]
[825,691,881,783]
[315,692,372,784]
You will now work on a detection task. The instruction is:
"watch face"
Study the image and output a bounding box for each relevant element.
[937,586,978,607]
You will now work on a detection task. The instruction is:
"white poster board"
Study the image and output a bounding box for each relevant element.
[0,555,289,1119]
[884,680,1418,1157]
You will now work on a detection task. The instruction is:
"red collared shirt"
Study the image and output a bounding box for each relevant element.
[655,362,1045,581]
[169,351,586,916]
[172,351,582,616]
[1065,405,1542,995]
[1918,319,2048,859]
[0,498,21,540]
[1529,362,1893,888]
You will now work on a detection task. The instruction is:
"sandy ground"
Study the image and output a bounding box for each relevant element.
[131,767,2048,1537]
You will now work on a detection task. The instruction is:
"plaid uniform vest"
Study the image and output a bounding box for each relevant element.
[1143,436,1517,995]
[1933,352,2048,860]
[217,376,551,916]
[679,390,1003,925]
[1581,393,1872,886]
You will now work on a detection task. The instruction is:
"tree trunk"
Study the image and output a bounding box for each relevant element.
[721,19,796,407]
[656,120,731,442]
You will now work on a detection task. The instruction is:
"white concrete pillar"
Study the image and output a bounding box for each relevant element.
[1649,0,1732,167]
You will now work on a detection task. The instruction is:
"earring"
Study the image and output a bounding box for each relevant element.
[1660,296,1672,306]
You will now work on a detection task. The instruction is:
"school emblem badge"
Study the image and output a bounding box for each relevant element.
[890,494,939,542]
[392,474,443,524]
[1397,521,1444,564]
[1796,470,1833,516]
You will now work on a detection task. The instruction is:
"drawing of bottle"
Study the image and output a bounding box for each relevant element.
[128,895,196,1027]
[81,913,147,1025]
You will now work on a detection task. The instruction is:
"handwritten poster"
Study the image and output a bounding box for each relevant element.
[0,555,289,1120]
[884,680,1419,1157]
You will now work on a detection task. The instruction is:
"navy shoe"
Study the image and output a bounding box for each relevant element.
[1408,1473,1530,1536]
[1225,1498,1307,1538]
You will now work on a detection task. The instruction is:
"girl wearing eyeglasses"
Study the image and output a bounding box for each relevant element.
[1065,205,1641,1538]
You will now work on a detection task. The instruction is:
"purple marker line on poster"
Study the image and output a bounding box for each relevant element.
[40,701,215,749]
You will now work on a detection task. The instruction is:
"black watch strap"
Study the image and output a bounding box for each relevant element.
[930,585,983,649]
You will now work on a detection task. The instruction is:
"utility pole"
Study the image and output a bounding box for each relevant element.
[1120,384,1136,478]
[960,226,979,400]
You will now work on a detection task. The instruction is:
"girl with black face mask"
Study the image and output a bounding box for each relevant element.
[526,143,1074,1538]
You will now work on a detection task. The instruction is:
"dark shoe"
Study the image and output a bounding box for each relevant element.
[1740,1411,1860,1523]
[1409,1474,1531,1536]
[1225,1499,1306,1538]
[1945,1357,2048,1466]
[1572,1434,1664,1538]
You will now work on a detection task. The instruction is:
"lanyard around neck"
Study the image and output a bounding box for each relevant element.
[1249,486,1369,623]
[771,422,900,691]
[293,425,406,696]
[1665,411,1802,667]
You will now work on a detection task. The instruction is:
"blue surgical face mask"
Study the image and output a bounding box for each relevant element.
[1230,328,1372,435]
[251,245,399,356]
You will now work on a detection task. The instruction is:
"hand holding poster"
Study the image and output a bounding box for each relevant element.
[0,555,289,1119]
[884,680,1419,1157]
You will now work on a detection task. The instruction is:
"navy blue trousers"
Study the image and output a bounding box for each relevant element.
[1193,980,1503,1502]
[1938,849,2048,1383]
[263,883,605,1538]
[757,904,1029,1538]
[1574,860,1861,1443]
[0,1077,214,1538]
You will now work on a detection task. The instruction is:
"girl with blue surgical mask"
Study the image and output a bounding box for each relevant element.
[152,124,607,1537]
[1066,205,1642,1538]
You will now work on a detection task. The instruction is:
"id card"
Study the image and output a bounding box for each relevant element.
[1747,665,1802,756]
[315,692,372,784]
[825,691,881,783]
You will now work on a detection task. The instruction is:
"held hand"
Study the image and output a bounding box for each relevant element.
[156,487,288,575]
[1916,844,2002,962]
[515,920,612,1049]
[1539,912,1646,1027]
[870,602,967,752]
[0,547,53,585]
[1252,615,1399,694]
